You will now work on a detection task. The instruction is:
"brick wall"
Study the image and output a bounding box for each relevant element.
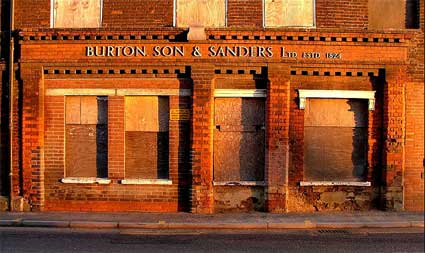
[227,0,263,28]
[404,0,424,211]
[11,0,390,30]
[14,0,50,29]
[316,0,368,29]
[102,0,173,29]
[12,25,422,212]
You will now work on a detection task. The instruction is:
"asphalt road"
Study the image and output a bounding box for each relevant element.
[0,227,423,253]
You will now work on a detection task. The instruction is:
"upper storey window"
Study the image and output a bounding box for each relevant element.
[176,0,226,27]
[369,0,420,29]
[52,0,102,28]
[264,0,315,27]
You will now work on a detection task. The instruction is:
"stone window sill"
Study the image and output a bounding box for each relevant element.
[213,181,266,186]
[61,177,111,184]
[120,179,172,185]
[300,181,371,187]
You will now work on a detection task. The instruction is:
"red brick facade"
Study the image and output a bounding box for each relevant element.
[1,0,423,212]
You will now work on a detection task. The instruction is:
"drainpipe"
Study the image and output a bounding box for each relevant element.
[8,0,15,211]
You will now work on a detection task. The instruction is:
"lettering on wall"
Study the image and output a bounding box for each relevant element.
[85,45,342,60]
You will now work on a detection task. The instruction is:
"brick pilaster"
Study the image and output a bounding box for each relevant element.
[19,64,44,211]
[382,66,406,210]
[108,96,125,180]
[265,65,291,213]
[190,64,214,213]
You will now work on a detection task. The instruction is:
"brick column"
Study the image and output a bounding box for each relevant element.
[265,65,291,213]
[190,64,214,213]
[382,66,406,210]
[20,64,43,211]
[108,96,125,180]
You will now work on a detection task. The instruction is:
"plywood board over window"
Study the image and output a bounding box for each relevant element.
[214,98,265,182]
[303,99,368,182]
[65,96,108,178]
[264,0,314,27]
[368,0,405,29]
[125,96,170,179]
[53,0,102,28]
[176,0,226,27]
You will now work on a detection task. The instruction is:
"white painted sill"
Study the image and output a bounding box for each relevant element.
[120,179,173,185]
[213,181,266,186]
[300,181,371,187]
[61,177,111,185]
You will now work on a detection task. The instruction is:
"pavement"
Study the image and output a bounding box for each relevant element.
[0,211,423,230]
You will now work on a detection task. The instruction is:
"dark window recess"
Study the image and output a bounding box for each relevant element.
[303,99,368,182]
[406,0,419,28]
[214,97,265,182]
[65,96,108,178]
[124,96,169,179]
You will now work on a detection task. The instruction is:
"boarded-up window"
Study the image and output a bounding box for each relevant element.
[264,0,314,27]
[214,98,265,182]
[176,0,226,27]
[125,96,169,179]
[304,99,368,182]
[368,0,405,29]
[53,0,102,28]
[65,96,108,178]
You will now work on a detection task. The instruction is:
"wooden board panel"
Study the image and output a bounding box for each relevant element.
[65,96,81,124]
[176,0,226,27]
[53,0,101,28]
[81,96,98,124]
[214,130,265,181]
[65,124,97,177]
[214,97,265,181]
[304,99,368,127]
[265,0,314,27]
[214,98,265,126]
[125,96,169,132]
[125,131,169,179]
[368,0,405,29]
[304,127,368,181]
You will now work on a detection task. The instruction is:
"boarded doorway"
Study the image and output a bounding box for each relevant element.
[213,98,265,182]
